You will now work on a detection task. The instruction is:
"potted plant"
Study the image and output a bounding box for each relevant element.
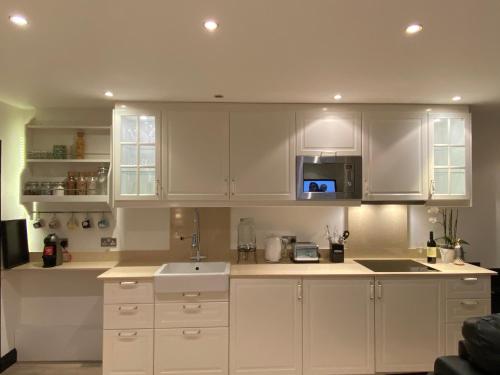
[427,207,469,264]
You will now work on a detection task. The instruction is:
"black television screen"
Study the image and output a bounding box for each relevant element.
[1,219,30,269]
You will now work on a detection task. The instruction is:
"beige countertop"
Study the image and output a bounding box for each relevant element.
[96,259,496,279]
[9,260,119,271]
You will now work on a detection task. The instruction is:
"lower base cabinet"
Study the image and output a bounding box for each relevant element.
[154,328,228,375]
[303,278,375,375]
[103,329,154,375]
[374,277,445,373]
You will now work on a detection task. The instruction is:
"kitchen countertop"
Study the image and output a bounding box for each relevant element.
[96,259,496,279]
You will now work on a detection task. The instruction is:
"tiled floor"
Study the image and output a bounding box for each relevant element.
[4,363,102,375]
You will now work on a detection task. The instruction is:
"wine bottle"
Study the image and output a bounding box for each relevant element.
[427,231,437,264]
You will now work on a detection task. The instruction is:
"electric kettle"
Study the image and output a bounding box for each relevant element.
[265,236,283,263]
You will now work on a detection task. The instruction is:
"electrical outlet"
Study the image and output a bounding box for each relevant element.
[101,237,117,247]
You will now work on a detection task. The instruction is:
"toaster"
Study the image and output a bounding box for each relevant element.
[292,242,320,263]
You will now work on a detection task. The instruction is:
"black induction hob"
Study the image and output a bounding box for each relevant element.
[355,259,439,272]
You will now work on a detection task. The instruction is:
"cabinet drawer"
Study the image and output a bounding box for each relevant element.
[104,280,153,304]
[103,329,153,375]
[104,304,154,329]
[156,302,228,328]
[155,291,228,303]
[446,299,491,323]
[446,277,490,299]
[445,323,463,356]
[154,327,228,375]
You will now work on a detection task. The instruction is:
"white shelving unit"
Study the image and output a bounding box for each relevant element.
[21,122,112,213]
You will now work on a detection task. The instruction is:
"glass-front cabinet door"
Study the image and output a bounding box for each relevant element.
[429,112,471,202]
[114,108,161,200]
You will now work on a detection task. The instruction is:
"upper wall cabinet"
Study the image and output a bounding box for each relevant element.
[166,111,230,201]
[428,113,471,202]
[363,112,428,201]
[113,108,162,201]
[229,111,296,201]
[296,110,362,156]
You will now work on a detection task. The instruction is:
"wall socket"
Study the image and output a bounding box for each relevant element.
[101,237,117,247]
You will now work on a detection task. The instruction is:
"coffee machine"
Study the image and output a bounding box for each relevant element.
[42,233,63,267]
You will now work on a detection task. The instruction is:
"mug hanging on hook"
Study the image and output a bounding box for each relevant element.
[81,213,92,229]
[48,213,60,229]
[98,212,109,229]
[67,213,78,230]
[32,212,45,229]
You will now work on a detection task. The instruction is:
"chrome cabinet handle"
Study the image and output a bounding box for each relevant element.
[297,281,303,301]
[183,304,202,311]
[462,277,478,282]
[118,331,137,337]
[369,282,375,300]
[430,179,435,196]
[364,180,368,197]
[182,292,201,297]
[231,178,236,196]
[461,300,479,306]
[183,329,201,336]
[119,281,138,288]
[118,305,138,312]
[156,179,161,197]
[377,281,383,299]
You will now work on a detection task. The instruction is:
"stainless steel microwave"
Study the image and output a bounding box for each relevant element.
[296,156,362,200]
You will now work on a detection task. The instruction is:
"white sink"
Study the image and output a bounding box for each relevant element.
[154,262,230,293]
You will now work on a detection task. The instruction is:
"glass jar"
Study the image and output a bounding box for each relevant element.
[65,172,77,195]
[86,173,98,195]
[75,131,85,159]
[77,173,87,195]
[40,181,52,195]
[97,166,108,195]
[53,183,65,196]
[237,218,256,251]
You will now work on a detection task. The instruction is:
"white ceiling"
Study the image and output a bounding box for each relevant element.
[1,0,500,108]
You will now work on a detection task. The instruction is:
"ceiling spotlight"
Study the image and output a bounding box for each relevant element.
[204,20,218,31]
[214,94,224,99]
[322,107,328,111]
[426,108,432,112]
[9,14,28,26]
[120,104,127,108]
[452,96,462,102]
[333,94,342,101]
[104,91,114,97]
[405,23,423,34]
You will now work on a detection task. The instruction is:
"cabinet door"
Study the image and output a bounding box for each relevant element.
[363,112,428,201]
[103,329,153,375]
[375,277,445,373]
[229,111,295,201]
[296,111,361,156]
[303,278,375,375]
[155,327,228,375]
[114,108,161,200]
[429,112,471,202]
[166,111,230,201]
[230,278,302,375]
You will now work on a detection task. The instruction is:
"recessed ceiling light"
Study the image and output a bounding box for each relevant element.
[426,108,432,112]
[405,23,423,34]
[214,94,224,98]
[120,104,127,108]
[204,20,218,31]
[9,14,28,26]
[333,94,342,101]
[322,107,328,111]
[104,91,114,97]
[452,96,462,102]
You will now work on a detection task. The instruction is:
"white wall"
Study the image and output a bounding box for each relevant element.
[0,101,34,357]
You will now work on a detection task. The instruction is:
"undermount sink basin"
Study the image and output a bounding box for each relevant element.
[154,262,230,293]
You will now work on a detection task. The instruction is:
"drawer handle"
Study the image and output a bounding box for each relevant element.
[183,304,202,311]
[462,277,478,282]
[461,300,479,306]
[119,281,138,288]
[118,306,138,312]
[182,329,201,336]
[182,292,200,297]
[118,331,138,337]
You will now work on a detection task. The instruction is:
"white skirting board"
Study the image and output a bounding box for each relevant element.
[15,325,102,361]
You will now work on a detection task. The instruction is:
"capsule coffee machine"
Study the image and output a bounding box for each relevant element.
[42,233,63,267]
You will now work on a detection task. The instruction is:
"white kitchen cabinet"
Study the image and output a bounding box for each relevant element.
[154,327,228,375]
[303,278,375,375]
[103,329,153,375]
[230,278,302,375]
[113,107,162,200]
[296,110,361,156]
[429,112,472,202]
[229,111,295,201]
[166,111,230,200]
[374,277,445,373]
[362,112,428,201]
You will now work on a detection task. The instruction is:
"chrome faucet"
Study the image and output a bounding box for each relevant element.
[190,208,206,262]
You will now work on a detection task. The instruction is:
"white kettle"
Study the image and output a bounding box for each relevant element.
[265,236,283,263]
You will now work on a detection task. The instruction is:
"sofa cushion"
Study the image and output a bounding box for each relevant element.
[434,356,485,375]
[462,314,500,374]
